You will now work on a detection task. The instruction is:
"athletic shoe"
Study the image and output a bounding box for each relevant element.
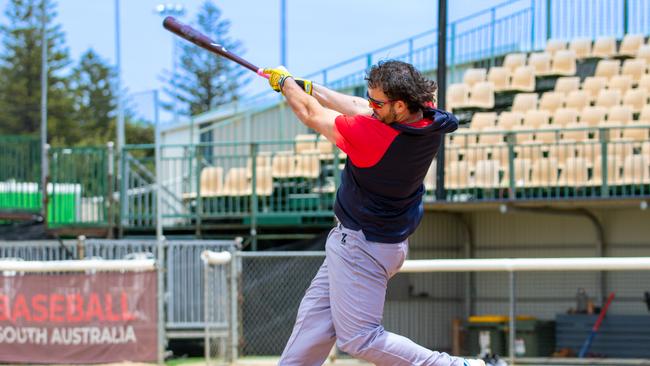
[463,359,486,366]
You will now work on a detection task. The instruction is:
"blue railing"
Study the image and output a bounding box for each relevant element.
[233,0,649,111]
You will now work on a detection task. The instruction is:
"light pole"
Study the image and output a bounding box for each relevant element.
[115,0,124,152]
[155,3,186,128]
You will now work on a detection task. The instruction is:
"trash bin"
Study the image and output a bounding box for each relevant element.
[467,315,553,357]
[506,319,556,357]
[466,315,508,357]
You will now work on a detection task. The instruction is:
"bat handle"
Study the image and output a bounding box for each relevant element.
[257,69,269,79]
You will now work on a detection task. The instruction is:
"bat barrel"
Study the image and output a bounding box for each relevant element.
[163,16,262,74]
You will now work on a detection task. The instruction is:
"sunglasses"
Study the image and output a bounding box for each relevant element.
[366,91,395,109]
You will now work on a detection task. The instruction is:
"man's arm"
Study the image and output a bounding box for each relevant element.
[310,84,373,116]
[282,78,342,144]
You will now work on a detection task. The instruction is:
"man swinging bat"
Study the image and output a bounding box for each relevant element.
[163,16,484,366]
[263,62,485,366]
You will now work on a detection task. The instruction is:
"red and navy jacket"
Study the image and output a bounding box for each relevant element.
[333,107,458,243]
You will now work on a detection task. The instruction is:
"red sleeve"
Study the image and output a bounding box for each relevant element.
[334,115,399,168]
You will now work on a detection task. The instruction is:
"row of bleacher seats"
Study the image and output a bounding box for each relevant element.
[455,104,650,144]
[444,141,649,167]
[449,33,650,110]
[185,135,343,198]
[442,153,650,189]
[449,57,650,110]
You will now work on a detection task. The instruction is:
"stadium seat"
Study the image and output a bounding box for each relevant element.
[448,83,470,110]
[594,59,621,80]
[496,111,524,129]
[562,123,590,141]
[548,143,575,167]
[512,93,538,112]
[569,38,592,59]
[523,109,551,128]
[636,44,650,64]
[539,91,565,113]
[553,108,580,127]
[511,125,535,143]
[487,67,511,92]
[504,158,532,187]
[477,127,505,145]
[592,36,617,58]
[622,88,649,113]
[639,105,650,122]
[580,106,608,127]
[468,81,495,109]
[621,58,648,84]
[272,151,297,178]
[294,151,321,178]
[598,120,626,140]
[608,75,634,94]
[445,161,471,189]
[592,154,623,186]
[566,90,590,110]
[528,52,553,76]
[463,68,487,87]
[608,141,635,158]
[223,167,251,196]
[622,154,650,184]
[463,146,492,166]
[575,143,602,163]
[246,152,273,178]
[515,142,545,160]
[608,105,634,124]
[527,157,559,187]
[554,76,580,95]
[470,112,497,130]
[195,166,224,198]
[254,167,274,196]
[621,123,650,141]
[581,76,608,103]
[474,160,501,188]
[535,124,560,143]
[559,157,590,186]
[294,134,317,153]
[509,66,536,92]
[618,34,646,57]
[551,50,577,75]
[451,129,476,146]
[545,39,567,56]
[595,89,622,108]
[639,74,650,93]
[503,53,527,73]
[643,142,650,158]
[317,135,333,158]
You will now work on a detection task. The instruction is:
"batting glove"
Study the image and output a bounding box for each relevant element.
[263,66,293,93]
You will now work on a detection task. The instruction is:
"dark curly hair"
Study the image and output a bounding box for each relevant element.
[365,60,437,113]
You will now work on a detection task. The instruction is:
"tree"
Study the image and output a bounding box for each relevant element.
[163,0,248,117]
[0,0,76,145]
[68,49,116,145]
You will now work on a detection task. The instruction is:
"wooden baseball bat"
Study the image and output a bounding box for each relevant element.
[162,16,269,79]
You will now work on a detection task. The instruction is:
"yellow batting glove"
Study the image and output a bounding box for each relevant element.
[263,66,293,93]
[294,78,313,95]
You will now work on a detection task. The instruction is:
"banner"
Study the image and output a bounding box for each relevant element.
[0,270,157,364]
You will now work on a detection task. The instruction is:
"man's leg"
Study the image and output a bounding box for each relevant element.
[278,258,336,366]
[327,226,466,366]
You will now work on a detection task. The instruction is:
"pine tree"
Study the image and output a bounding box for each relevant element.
[163,0,248,116]
[0,0,76,145]
[68,49,117,145]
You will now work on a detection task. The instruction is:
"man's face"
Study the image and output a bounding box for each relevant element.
[367,87,399,124]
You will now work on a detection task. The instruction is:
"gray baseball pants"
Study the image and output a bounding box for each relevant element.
[278,223,465,366]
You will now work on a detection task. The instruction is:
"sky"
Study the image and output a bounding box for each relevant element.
[0,0,499,123]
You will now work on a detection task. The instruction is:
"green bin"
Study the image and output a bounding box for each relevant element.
[467,316,508,357]
[506,319,556,357]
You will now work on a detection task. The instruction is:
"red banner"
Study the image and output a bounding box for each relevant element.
[0,271,157,364]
